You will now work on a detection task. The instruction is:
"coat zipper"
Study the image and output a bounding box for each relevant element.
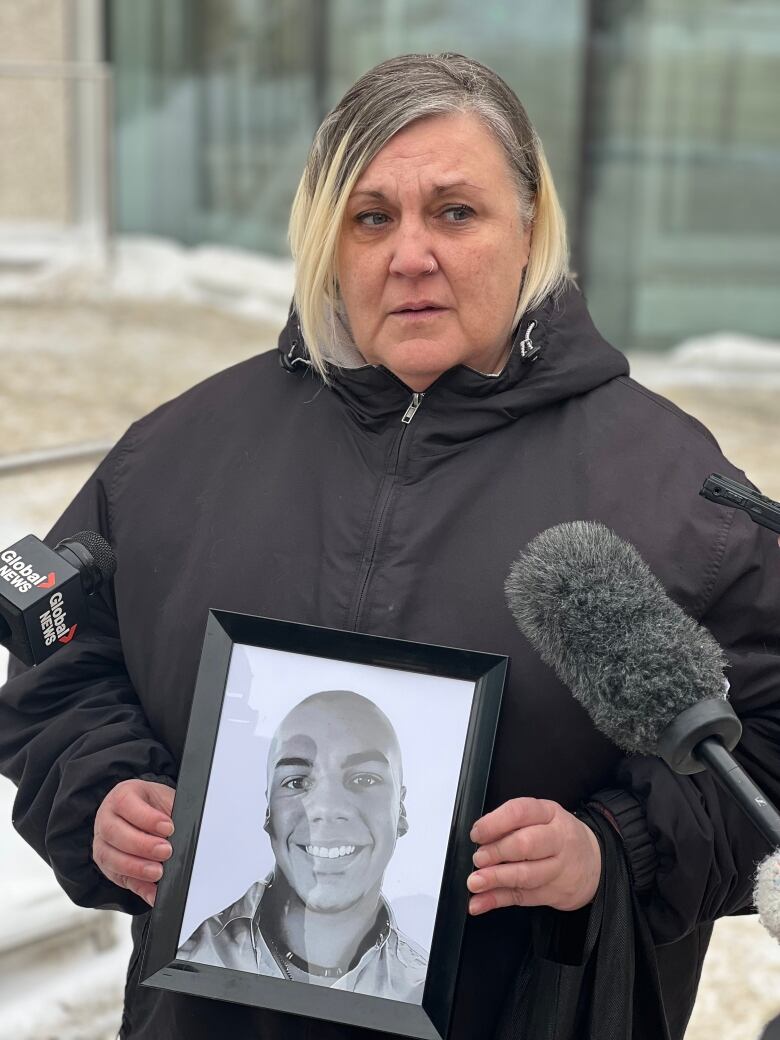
[349,391,424,630]
[401,391,424,424]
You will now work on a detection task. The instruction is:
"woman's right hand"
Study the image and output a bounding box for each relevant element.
[93,779,175,906]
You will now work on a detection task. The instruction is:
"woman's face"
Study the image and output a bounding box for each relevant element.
[337,111,532,392]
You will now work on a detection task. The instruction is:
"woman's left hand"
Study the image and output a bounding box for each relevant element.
[467,797,602,914]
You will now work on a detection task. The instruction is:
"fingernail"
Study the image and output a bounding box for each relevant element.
[467,873,486,892]
[144,863,163,880]
[470,825,480,842]
[473,849,489,867]
[156,821,174,838]
[153,842,172,859]
[469,896,488,916]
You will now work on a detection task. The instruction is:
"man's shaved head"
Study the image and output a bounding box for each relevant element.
[267,690,403,789]
[264,690,407,913]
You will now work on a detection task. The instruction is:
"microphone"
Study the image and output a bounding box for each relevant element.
[505,520,780,849]
[0,531,117,666]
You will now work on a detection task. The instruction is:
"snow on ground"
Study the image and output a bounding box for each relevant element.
[630,332,780,389]
[0,231,295,328]
[0,913,133,1040]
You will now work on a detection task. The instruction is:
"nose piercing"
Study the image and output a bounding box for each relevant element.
[426,260,436,275]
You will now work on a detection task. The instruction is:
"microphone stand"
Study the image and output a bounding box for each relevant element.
[657,697,780,847]
[657,699,780,941]
[695,737,780,847]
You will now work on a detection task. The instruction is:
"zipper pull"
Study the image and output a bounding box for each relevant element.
[401,392,424,425]
[519,320,542,362]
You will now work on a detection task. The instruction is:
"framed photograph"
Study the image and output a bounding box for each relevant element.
[140,611,507,1039]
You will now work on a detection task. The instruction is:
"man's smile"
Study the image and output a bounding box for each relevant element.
[292,841,372,873]
[303,843,359,859]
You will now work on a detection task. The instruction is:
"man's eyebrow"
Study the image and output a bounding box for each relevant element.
[341,750,390,769]
[273,756,312,770]
[349,181,486,202]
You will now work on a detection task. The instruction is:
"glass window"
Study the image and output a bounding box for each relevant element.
[583,0,780,349]
[111,0,321,253]
[109,1,586,255]
[109,1,779,350]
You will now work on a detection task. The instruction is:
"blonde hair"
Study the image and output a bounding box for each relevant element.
[289,53,571,378]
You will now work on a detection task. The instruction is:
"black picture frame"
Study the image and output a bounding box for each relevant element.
[140,610,507,1039]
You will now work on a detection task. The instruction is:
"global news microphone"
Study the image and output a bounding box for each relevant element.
[1,53,780,1040]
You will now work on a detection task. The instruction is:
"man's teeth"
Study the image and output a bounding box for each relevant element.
[305,844,357,859]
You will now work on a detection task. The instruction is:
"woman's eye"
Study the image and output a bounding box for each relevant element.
[442,205,474,223]
[281,775,312,791]
[349,773,383,788]
[356,212,389,227]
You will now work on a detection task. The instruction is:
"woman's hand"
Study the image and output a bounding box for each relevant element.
[467,796,601,914]
[93,779,175,906]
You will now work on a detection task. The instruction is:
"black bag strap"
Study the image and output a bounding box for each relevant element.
[495,808,670,1040]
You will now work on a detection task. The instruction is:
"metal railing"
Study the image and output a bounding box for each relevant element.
[0,442,112,477]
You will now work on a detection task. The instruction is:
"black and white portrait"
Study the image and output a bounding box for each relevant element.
[175,644,476,1005]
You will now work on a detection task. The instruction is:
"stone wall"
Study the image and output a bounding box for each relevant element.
[0,1,71,224]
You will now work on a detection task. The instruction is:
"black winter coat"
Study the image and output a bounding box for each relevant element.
[2,287,779,1040]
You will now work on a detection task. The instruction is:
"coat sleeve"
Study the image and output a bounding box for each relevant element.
[0,432,178,914]
[612,510,780,943]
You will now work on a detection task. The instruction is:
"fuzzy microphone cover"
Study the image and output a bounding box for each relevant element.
[755,852,780,943]
[505,520,729,756]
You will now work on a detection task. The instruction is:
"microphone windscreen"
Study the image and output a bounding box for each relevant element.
[69,530,117,583]
[505,521,728,756]
[755,851,780,943]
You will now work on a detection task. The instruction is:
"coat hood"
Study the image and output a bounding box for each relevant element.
[277,283,630,440]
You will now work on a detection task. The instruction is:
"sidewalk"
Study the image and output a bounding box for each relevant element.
[1,293,779,1039]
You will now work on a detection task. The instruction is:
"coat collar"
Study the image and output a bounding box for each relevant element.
[277,284,630,443]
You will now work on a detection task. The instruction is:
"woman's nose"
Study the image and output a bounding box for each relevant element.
[388,217,437,279]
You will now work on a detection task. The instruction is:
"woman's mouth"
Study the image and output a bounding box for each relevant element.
[391,306,447,320]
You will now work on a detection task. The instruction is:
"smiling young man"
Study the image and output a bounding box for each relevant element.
[178,691,428,1002]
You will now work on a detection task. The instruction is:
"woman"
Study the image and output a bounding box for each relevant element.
[1,53,779,1040]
